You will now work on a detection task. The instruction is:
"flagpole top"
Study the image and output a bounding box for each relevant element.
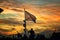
[24,8,25,11]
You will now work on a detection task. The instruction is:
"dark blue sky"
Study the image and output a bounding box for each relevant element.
[14,0,60,5]
[0,0,60,6]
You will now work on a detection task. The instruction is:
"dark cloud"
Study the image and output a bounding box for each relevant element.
[11,9,23,12]
[0,19,23,25]
[0,0,5,3]
[0,0,60,12]
[0,0,60,7]
[0,28,13,32]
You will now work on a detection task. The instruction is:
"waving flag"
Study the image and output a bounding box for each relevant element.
[0,8,4,13]
[23,9,36,35]
[24,10,36,23]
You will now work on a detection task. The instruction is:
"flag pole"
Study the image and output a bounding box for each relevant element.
[23,8,27,35]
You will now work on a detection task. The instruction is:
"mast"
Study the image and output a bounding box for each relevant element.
[23,8,27,35]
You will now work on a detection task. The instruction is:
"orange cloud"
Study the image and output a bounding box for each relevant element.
[0,3,60,35]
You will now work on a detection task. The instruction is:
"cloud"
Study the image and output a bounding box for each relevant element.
[0,18,23,25]
[0,28,13,32]
[0,0,60,35]
[11,9,23,12]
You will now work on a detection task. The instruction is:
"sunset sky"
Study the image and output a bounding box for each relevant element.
[0,0,60,36]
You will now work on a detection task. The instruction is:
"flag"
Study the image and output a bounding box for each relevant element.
[0,8,4,13]
[25,11,36,23]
